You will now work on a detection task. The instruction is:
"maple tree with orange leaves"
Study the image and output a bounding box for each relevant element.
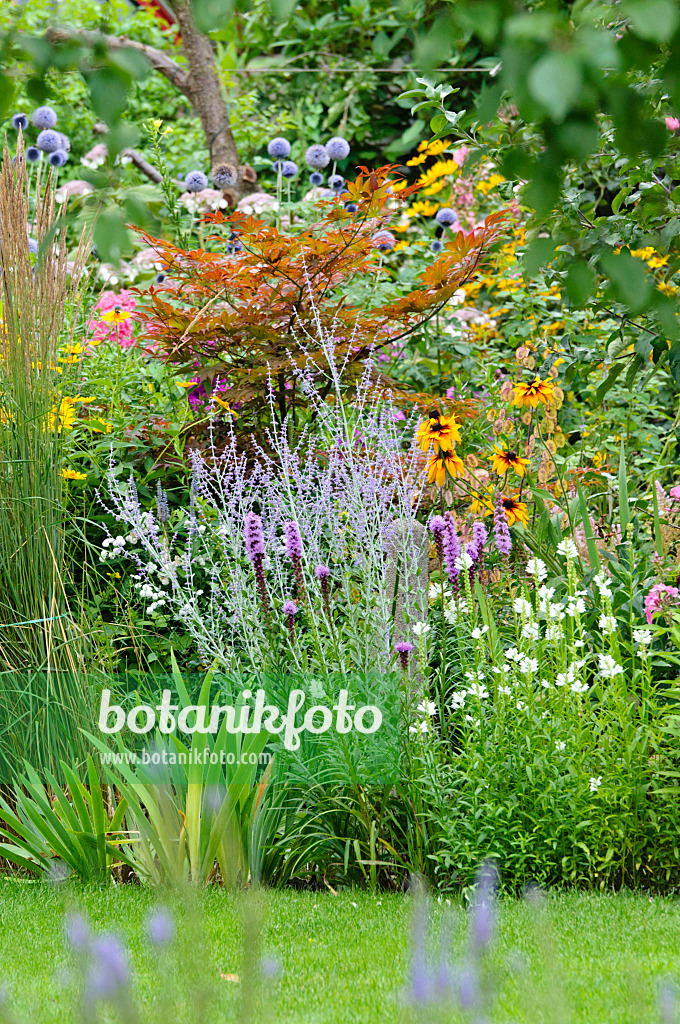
[133,166,509,433]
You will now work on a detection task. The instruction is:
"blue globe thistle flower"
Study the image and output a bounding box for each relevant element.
[305,144,330,170]
[430,239,444,253]
[372,229,396,252]
[211,163,237,189]
[309,171,324,186]
[28,239,39,255]
[154,273,166,283]
[32,106,57,129]
[12,113,29,131]
[26,146,41,163]
[435,207,457,227]
[325,136,350,161]
[281,160,298,178]
[267,137,291,159]
[328,174,345,191]
[185,170,208,192]
[345,202,358,213]
[48,149,67,167]
[36,129,61,153]
[58,133,71,152]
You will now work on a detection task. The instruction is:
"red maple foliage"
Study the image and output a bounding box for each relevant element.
[133,165,509,429]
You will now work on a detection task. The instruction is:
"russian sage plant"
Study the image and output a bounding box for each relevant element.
[104,326,427,679]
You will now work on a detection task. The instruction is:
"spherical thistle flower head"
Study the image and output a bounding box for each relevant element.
[211,163,237,189]
[154,272,166,284]
[185,169,208,193]
[282,599,298,617]
[26,146,41,163]
[372,229,396,252]
[309,171,324,186]
[435,207,457,227]
[430,239,443,254]
[284,520,303,560]
[244,511,265,559]
[12,113,29,131]
[345,201,358,213]
[36,129,61,153]
[28,238,39,255]
[268,136,291,159]
[281,160,298,178]
[325,136,350,161]
[58,133,71,152]
[314,564,331,580]
[49,149,67,167]
[305,143,330,170]
[32,105,57,129]
[328,174,345,191]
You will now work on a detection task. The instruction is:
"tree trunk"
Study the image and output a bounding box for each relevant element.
[169,0,240,170]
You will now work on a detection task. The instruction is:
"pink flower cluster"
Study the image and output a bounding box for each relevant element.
[88,290,137,348]
[645,582,680,625]
[666,117,680,132]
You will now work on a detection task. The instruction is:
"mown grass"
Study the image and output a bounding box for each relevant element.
[0,881,678,1023]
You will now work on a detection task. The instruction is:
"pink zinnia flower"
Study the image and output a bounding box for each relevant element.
[666,116,680,131]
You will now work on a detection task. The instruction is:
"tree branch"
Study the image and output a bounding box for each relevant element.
[45,26,189,92]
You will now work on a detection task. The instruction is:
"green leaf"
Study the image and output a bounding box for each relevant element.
[600,250,653,313]
[595,361,625,402]
[523,236,556,276]
[565,260,596,306]
[527,52,582,122]
[622,0,679,41]
[618,440,630,538]
[87,67,129,125]
[669,339,680,382]
[192,0,236,32]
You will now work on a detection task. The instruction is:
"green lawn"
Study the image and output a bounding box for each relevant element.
[0,881,678,1023]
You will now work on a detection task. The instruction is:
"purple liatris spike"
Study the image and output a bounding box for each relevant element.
[244,512,269,615]
[395,640,414,672]
[315,564,332,618]
[471,520,488,582]
[284,520,303,559]
[442,514,461,592]
[428,515,446,565]
[493,493,512,558]
[282,599,297,642]
[284,520,306,602]
[244,511,265,559]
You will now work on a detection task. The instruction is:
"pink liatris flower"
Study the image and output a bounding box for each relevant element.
[244,512,269,617]
[395,640,414,672]
[666,116,680,131]
[282,599,297,642]
[644,582,680,625]
[493,492,512,558]
[88,289,137,348]
[284,520,306,602]
[314,564,332,619]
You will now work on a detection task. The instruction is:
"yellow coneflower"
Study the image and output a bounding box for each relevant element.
[62,468,87,481]
[489,446,531,478]
[427,449,465,487]
[511,376,555,408]
[416,412,462,454]
[469,485,495,516]
[500,497,529,528]
[101,307,133,324]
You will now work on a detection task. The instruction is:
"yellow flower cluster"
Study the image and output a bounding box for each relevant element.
[415,159,461,191]
[406,139,450,167]
[475,174,506,195]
